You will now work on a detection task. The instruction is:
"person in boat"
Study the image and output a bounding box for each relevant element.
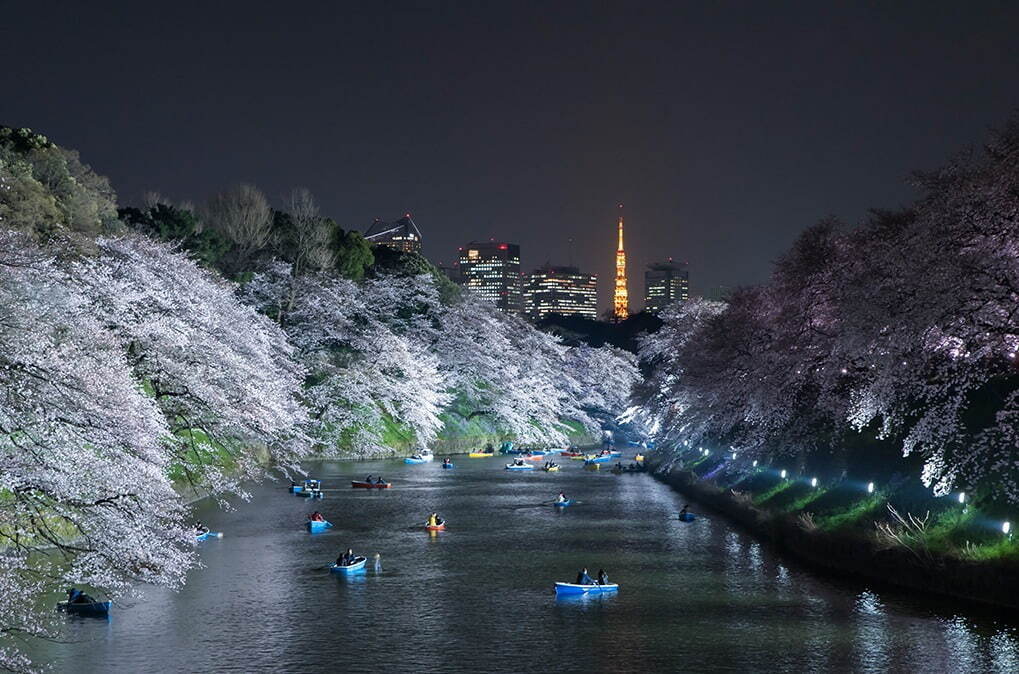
[443,458,452,466]
[427,512,443,527]
[376,476,385,485]
[337,548,356,566]
[195,521,209,536]
[556,492,567,503]
[679,504,690,518]
[513,458,525,467]
[485,442,494,454]
[309,511,325,522]
[597,569,609,585]
[67,587,96,604]
[576,568,594,585]
[365,474,373,483]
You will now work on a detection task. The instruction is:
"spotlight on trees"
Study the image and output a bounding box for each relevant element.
[1004,521,1011,535]
[731,452,737,460]
[780,469,787,479]
[958,492,966,504]
[752,460,758,467]
[810,477,818,488]
[867,482,875,494]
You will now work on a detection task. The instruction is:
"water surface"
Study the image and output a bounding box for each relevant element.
[31,456,1019,672]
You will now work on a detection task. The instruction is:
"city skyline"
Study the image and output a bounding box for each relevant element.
[5,4,1014,315]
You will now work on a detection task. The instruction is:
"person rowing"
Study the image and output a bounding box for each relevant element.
[679,504,690,518]
[67,587,97,604]
[575,567,594,585]
[427,512,444,527]
[337,548,356,566]
[365,474,373,483]
[195,521,209,536]
[556,492,568,503]
[513,458,525,467]
[443,457,452,466]
[309,511,325,522]
[597,569,609,585]
[375,476,385,485]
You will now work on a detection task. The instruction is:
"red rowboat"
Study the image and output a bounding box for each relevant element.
[351,481,391,489]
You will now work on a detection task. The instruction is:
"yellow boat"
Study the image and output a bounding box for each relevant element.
[584,463,600,471]
[543,465,560,472]
[468,452,496,458]
[635,454,645,462]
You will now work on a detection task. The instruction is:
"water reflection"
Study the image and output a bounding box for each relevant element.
[23,458,1019,673]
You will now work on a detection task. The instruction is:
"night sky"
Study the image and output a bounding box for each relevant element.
[3,1,1017,311]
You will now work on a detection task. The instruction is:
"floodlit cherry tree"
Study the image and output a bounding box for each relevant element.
[0,233,192,671]
[639,118,1019,502]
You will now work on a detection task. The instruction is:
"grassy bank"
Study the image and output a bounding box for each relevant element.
[650,455,1019,610]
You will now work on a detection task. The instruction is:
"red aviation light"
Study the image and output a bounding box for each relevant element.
[498,244,508,250]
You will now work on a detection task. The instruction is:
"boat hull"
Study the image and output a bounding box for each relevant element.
[468,452,495,458]
[351,481,391,489]
[442,463,454,469]
[554,582,618,595]
[58,600,111,616]
[195,531,222,541]
[425,522,446,531]
[678,513,696,522]
[505,464,534,471]
[306,520,332,533]
[553,500,573,507]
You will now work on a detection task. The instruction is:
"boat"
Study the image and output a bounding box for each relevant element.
[585,456,611,464]
[302,489,324,499]
[553,499,573,507]
[543,465,560,472]
[634,454,645,462]
[608,450,622,457]
[425,521,446,531]
[442,462,455,469]
[195,530,223,541]
[522,454,544,461]
[468,452,495,458]
[288,484,303,493]
[678,513,696,522]
[330,556,367,573]
[351,480,391,489]
[528,449,550,456]
[505,463,534,471]
[306,519,333,533]
[569,454,587,460]
[57,599,112,617]
[584,463,600,471]
[554,582,619,595]
[560,451,583,457]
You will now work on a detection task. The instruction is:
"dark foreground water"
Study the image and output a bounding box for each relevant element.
[29,455,1019,672]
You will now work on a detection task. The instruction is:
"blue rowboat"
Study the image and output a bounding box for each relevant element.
[58,600,112,617]
[302,490,324,499]
[554,582,619,595]
[528,449,550,456]
[442,463,454,469]
[306,520,333,533]
[553,499,573,507]
[678,513,696,522]
[505,463,534,471]
[585,456,611,464]
[405,456,427,464]
[195,531,223,541]
[330,556,367,573]
[289,484,303,493]
[608,450,622,457]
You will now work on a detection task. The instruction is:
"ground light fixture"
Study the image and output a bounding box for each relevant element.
[867,482,875,494]
[780,469,787,479]
[1004,521,1011,535]
[731,452,737,460]
[958,492,966,504]
[752,460,758,467]
[811,477,818,488]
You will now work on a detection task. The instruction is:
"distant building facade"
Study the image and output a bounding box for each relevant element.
[458,241,523,314]
[524,266,598,321]
[644,259,689,313]
[364,214,422,253]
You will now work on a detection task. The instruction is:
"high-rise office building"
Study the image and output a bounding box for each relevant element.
[457,241,523,314]
[523,266,598,321]
[644,259,690,313]
[364,214,423,253]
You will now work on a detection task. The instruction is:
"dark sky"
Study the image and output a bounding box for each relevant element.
[2,1,1017,311]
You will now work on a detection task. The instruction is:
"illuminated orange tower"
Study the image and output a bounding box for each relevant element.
[613,205,629,321]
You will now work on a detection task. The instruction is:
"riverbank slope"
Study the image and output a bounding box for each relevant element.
[651,461,1019,611]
